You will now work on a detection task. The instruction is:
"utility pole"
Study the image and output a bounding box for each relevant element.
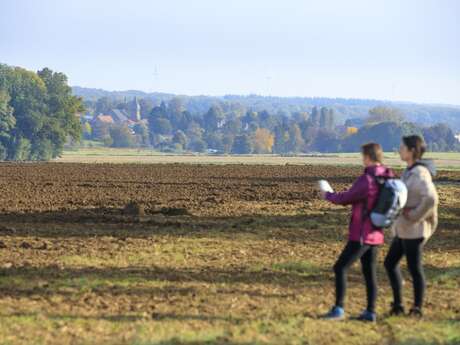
[266,76,272,96]
[152,65,160,93]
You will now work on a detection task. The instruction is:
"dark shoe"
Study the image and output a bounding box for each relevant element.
[354,309,377,322]
[409,307,423,318]
[389,303,405,316]
[322,306,345,320]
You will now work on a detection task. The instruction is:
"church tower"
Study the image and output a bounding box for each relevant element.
[131,97,141,121]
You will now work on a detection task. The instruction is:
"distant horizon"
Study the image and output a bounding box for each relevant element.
[71,84,460,108]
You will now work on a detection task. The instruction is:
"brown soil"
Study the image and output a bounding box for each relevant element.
[0,163,458,345]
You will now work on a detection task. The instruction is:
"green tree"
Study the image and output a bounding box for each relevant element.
[242,111,258,129]
[0,64,83,160]
[172,130,187,150]
[367,106,405,125]
[133,122,150,146]
[139,98,154,118]
[168,97,187,129]
[11,136,31,161]
[110,124,135,148]
[168,97,185,115]
[92,119,111,141]
[423,123,459,151]
[232,134,253,154]
[1,65,47,159]
[310,106,320,127]
[342,122,422,152]
[94,97,113,115]
[320,107,335,131]
[150,117,172,135]
[258,110,278,131]
[311,129,340,152]
[37,67,83,157]
[149,103,168,120]
[222,116,242,136]
[185,121,204,142]
[273,125,289,154]
[188,138,207,152]
[222,133,235,153]
[204,105,225,132]
[204,132,224,151]
[0,90,16,159]
[103,135,113,147]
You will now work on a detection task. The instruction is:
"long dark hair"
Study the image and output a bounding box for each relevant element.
[402,135,426,160]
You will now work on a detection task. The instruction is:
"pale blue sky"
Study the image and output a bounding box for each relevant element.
[1,0,459,104]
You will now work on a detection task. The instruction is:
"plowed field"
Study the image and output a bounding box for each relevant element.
[0,163,459,345]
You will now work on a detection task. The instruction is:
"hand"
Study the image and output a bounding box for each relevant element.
[320,190,327,200]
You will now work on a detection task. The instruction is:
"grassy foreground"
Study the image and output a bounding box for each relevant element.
[57,147,460,170]
[1,212,459,345]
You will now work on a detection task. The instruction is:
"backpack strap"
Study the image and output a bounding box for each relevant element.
[361,173,375,221]
[361,173,387,221]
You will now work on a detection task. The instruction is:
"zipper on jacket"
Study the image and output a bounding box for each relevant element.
[360,200,367,246]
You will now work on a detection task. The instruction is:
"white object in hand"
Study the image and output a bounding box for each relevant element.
[318,180,334,193]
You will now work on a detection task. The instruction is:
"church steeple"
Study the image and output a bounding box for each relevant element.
[131,96,141,121]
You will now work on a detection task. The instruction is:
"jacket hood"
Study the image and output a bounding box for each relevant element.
[364,164,395,178]
[411,159,437,177]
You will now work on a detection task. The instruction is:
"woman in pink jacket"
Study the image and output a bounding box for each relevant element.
[320,143,395,322]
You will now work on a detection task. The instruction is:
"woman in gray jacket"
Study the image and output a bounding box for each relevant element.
[384,135,438,317]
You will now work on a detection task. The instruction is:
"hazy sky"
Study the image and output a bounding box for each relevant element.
[1,0,459,104]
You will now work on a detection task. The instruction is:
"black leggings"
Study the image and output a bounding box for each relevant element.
[384,237,425,308]
[333,241,378,312]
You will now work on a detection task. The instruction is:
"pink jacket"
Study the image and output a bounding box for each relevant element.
[325,165,395,245]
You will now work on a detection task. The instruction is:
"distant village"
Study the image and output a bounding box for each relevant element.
[82,97,146,133]
[78,95,460,153]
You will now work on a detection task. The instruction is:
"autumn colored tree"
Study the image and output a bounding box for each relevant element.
[82,122,92,139]
[253,128,274,153]
[288,123,305,153]
[346,127,358,135]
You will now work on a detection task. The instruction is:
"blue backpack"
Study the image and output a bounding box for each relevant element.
[369,177,408,228]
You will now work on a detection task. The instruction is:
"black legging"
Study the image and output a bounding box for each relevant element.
[384,237,425,308]
[333,241,378,313]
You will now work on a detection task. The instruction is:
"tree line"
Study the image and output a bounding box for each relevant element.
[75,86,460,132]
[0,64,83,160]
[0,63,458,161]
[85,97,460,154]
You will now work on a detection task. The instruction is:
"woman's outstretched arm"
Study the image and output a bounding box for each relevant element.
[325,174,369,205]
